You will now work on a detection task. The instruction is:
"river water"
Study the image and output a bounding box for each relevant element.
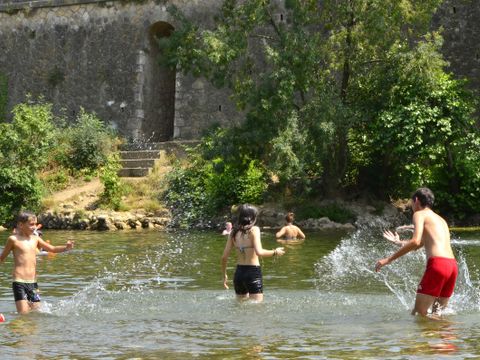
[1,225,480,359]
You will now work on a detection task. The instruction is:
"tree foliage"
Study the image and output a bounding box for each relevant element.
[161,0,480,218]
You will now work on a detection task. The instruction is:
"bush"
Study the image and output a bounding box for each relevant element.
[163,153,268,226]
[62,108,117,171]
[0,167,43,225]
[0,99,57,224]
[99,154,123,211]
[295,203,356,224]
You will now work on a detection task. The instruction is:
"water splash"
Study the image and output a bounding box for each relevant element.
[315,219,480,313]
[53,235,196,316]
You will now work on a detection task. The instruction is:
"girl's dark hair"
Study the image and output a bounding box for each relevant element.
[16,211,36,224]
[412,187,435,208]
[230,204,259,240]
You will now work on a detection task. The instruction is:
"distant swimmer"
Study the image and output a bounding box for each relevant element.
[376,188,457,319]
[222,222,232,236]
[221,204,285,302]
[0,211,74,314]
[276,212,305,244]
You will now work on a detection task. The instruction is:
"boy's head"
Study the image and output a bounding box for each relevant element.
[412,188,434,209]
[16,211,37,235]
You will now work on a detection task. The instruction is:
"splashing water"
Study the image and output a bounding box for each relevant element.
[315,218,480,313]
[52,235,197,317]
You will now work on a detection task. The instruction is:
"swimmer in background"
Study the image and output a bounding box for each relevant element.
[276,212,306,244]
[222,222,232,236]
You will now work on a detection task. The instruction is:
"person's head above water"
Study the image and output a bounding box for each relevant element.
[412,187,434,209]
[285,212,294,224]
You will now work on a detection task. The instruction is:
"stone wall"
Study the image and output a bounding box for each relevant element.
[0,0,240,141]
[0,0,479,142]
[433,0,480,96]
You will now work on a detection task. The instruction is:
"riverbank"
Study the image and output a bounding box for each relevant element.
[0,174,408,232]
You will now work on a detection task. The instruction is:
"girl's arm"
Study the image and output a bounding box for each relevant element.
[252,227,285,257]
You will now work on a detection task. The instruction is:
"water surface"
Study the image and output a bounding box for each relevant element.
[0,226,480,359]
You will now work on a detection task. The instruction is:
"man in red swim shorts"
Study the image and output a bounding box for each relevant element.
[375,187,458,318]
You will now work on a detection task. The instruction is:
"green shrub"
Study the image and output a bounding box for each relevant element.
[163,155,268,226]
[0,99,56,172]
[0,167,43,225]
[99,154,123,210]
[42,169,69,192]
[62,108,116,171]
[296,203,356,224]
[0,99,57,224]
[235,160,267,204]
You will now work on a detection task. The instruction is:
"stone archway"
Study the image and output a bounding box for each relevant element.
[142,21,175,142]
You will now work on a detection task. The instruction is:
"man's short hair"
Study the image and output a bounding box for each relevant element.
[412,188,434,208]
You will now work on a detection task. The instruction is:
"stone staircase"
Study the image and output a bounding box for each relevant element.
[118,140,199,177]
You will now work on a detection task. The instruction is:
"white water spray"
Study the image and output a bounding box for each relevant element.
[315,220,480,313]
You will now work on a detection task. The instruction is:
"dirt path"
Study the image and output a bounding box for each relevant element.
[50,178,103,209]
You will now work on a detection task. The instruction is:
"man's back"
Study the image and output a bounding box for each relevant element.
[417,208,454,259]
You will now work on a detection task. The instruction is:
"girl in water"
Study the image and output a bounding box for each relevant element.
[221,204,285,301]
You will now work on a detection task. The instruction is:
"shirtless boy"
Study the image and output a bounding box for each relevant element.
[276,212,305,243]
[375,188,457,317]
[0,212,74,314]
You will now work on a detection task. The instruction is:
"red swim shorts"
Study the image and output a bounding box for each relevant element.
[417,256,458,298]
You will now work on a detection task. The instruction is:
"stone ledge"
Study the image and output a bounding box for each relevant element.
[0,0,115,12]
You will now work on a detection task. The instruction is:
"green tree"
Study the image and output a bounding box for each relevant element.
[161,0,479,217]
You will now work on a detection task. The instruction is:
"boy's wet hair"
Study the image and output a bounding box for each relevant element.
[412,187,435,208]
[16,211,37,224]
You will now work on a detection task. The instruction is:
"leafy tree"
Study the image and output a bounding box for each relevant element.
[161,0,479,217]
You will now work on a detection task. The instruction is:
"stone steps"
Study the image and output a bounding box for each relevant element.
[117,140,199,178]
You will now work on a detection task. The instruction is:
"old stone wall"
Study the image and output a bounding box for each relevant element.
[434,0,480,96]
[0,0,479,142]
[0,0,240,141]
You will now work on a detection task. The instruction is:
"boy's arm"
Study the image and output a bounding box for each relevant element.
[376,213,424,272]
[38,238,74,253]
[0,236,15,262]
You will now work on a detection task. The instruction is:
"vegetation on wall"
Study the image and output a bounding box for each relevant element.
[160,0,480,221]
